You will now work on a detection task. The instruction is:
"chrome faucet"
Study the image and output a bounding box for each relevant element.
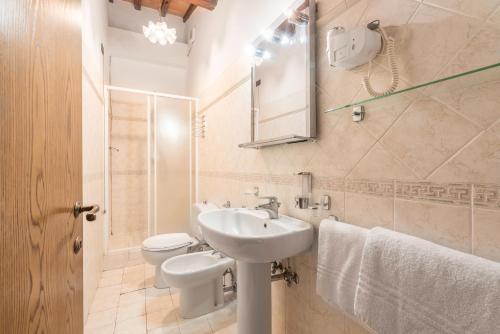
[211,249,226,258]
[256,196,281,219]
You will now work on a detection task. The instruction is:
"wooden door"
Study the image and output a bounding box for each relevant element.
[0,0,83,333]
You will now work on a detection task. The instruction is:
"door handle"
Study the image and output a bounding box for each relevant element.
[73,202,100,221]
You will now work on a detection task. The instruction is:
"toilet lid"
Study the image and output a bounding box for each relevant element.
[142,233,193,252]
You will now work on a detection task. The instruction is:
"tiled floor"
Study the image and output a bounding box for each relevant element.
[85,263,237,334]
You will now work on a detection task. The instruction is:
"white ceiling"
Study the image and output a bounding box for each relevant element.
[107,0,187,43]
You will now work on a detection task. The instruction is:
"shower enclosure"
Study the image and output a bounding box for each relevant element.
[104,86,199,252]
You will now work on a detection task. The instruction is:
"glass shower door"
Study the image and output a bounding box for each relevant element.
[108,90,152,251]
[153,96,193,235]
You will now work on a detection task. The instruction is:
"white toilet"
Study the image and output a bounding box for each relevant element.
[161,251,235,318]
[141,202,218,288]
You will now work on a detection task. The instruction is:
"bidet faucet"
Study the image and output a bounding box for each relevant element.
[211,249,226,258]
[256,196,281,219]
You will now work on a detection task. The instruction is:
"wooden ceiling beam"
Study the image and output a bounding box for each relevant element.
[160,0,170,16]
[133,0,141,10]
[185,0,217,10]
[183,4,197,22]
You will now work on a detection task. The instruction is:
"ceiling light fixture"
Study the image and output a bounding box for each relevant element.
[143,20,177,45]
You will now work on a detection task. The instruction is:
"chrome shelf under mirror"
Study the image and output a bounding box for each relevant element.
[239,135,314,149]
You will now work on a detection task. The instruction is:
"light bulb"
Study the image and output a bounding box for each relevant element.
[143,20,177,45]
[262,29,274,42]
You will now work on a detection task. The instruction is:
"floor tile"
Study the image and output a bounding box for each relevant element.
[178,318,212,334]
[115,315,147,334]
[90,295,120,314]
[146,287,171,298]
[94,285,122,300]
[99,274,123,288]
[170,292,180,308]
[147,308,179,331]
[213,323,237,334]
[117,302,146,322]
[146,294,175,314]
[121,278,146,294]
[206,305,236,332]
[148,326,181,334]
[119,289,146,307]
[102,268,124,278]
[124,264,145,275]
[86,309,117,329]
[84,323,115,334]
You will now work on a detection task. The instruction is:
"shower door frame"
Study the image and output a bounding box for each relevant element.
[103,85,200,254]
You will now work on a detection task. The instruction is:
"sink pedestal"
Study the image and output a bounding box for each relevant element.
[237,261,271,334]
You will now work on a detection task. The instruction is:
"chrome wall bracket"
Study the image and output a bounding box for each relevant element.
[352,105,365,122]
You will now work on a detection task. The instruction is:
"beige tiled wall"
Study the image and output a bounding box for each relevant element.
[195,0,500,333]
[109,98,149,248]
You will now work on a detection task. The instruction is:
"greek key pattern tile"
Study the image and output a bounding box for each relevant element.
[199,171,298,186]
[314,176,345,192]
[199,171,500,208]
[474,184,500,210]
[396,182,471,205]
[345,179,394,198]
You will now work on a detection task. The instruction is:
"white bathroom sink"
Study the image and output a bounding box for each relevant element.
[198,208,314,263]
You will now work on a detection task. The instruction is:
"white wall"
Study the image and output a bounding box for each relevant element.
[186,0,296,96]
[108,27,188,68]
[107,27,188,94]
[110,56,188,94]
[82,0,108,321]
[107,0,189,95]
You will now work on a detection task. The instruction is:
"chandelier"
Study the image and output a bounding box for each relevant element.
[142,21,177,45]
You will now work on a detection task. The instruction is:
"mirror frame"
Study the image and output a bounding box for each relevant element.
[239,0,316,149]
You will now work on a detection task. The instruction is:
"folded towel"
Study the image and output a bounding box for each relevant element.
[316,218,368,317]
[354,227,500,334]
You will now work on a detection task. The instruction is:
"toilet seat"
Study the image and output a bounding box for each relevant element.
[140,202,218,289]
[142,233,194,252]
[141,233,199,289]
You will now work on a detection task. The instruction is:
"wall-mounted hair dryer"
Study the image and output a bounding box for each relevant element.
[326,20,399,97]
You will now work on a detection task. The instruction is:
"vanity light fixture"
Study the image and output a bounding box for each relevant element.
[143,20,177,45]
[280,34,291,45]
[285,9,310,26]
[253,47,271,66]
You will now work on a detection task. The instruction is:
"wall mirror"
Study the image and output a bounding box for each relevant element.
[239,0,316,149]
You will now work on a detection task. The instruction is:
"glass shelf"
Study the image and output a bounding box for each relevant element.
[325,62,500,113]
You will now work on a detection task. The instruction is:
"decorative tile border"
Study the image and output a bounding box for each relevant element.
[199,171,298,186]
[112,170,147,176]
[112,116,147,123]
[474,184,500,210]
[199,171,500,209]
[314,176,345,192]
[345,179,394,198]
[396,182,471,206]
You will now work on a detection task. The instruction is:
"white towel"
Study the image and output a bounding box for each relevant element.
[316,218,368,317]
[354,227,500,334]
